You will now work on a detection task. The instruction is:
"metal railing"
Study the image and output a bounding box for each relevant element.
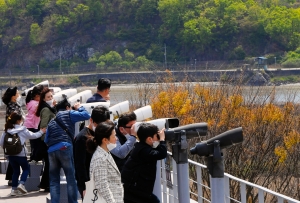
[155,152,300,203]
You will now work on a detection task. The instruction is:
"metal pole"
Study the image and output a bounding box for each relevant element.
[274,57,276,67]
[164,44,167,69]
[172,130,190,203]
[177,163,190,203]
[205,141,225,203]
[195,59,197,71]
[60,53,62,74]
[37,65,39,75]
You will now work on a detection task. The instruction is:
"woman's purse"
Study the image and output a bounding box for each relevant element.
[83,170,107,203]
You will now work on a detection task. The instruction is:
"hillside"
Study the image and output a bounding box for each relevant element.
[0,0,300,72]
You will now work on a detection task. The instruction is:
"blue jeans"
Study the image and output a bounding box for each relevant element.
[48,145,78,203]
[8,156,29,189]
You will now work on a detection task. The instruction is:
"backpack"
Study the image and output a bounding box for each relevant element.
[3,132,23,155]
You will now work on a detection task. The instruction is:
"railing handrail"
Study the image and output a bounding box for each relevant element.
[165,151,299,202]
[224,173,299,202]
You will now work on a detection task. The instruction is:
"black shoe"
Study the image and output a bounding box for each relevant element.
[8,180,12,186]
[44,188,50,192]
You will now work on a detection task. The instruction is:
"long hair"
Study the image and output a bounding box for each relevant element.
[86,120,115,153]
[35,87,51,117]
[25,85,44,104]
[2,87,17,105]
[5,112,22,132]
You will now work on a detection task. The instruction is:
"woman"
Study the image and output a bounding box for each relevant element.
[0,112,46,196]
[1,86,25,186]
[24,85,44,162]
[35,87,57,192]
[86,121,123,203]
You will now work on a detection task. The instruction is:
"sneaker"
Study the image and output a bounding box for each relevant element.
[10,189,25,196]
[17,183,28,194]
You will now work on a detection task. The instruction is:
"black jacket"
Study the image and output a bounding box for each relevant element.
[121,141,167,203]
[74,127,94,190]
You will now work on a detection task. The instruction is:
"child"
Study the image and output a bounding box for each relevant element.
[121,123,167,203]
[0,112,46,196]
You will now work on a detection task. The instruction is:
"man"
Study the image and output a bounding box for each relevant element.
[45,98,90,203]
[86,78,111,103]
[110,112,137,172]
[121,123,167,203]
[74,105,110,200]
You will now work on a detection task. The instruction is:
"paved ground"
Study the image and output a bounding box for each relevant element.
[0,173,50,203]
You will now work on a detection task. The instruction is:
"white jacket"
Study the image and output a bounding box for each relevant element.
[0,125,44,157]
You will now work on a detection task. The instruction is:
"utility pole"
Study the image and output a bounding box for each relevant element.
[195,59,197,71]
[37,65,39,75]
[164,44,167,69]
[60,53,62,74]
[274,57,277,67]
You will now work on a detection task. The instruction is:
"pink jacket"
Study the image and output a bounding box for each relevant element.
[24,100,40,129]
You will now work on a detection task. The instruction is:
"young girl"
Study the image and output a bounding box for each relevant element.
[24,85,44,162]
[0,112,46,196]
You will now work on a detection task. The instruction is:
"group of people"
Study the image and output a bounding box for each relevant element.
[0,78,168,203]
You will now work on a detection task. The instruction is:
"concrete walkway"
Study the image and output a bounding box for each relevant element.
[0,173,50,203]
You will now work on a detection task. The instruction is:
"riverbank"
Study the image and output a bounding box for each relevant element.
[2,68,300,89]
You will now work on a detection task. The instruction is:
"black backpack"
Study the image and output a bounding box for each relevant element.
[3,132,23,155]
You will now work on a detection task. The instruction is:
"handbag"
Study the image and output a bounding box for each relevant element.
[83,170,107,203]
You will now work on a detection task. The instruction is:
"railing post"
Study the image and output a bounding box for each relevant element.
[153,161,162,202]
[224,175,230,203]
[240,182,247,203]
[196,165,203,203]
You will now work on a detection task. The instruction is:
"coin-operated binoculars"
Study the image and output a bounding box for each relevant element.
[159,122,208,203]
[190,127,243,203]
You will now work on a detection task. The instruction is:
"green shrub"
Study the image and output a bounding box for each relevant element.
[67,76,81,84]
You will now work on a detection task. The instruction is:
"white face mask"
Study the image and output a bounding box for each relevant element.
[124,134,131,140]
[152,141,160,148]
[46,99,54,107]
[16,96,21,103]
[107,142,117,151]
[92,125,96,132]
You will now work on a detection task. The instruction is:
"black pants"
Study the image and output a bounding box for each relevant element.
[39,142,49,189]
[28,128,40,162]
[5,162,13,181]
[124,193,160,203]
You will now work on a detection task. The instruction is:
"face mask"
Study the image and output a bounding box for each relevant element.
[16,96,21,103]
[124,134,131,140]
[107,142,117,151]
[92,125,96,132]
[46,99,53,107]
[152,141,160,148]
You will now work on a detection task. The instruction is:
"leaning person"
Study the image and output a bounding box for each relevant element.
[121,123,167,203]
[0,112,46,196]
[86,78,111,103]
[45,98,90,203]
[86,121,123,203]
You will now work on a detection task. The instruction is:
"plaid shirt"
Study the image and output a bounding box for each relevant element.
[90,146,124,203]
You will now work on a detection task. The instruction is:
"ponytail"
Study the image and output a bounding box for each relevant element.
[5,112,22,132]
[25,90,33,104]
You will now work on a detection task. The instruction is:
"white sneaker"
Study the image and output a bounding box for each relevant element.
[10,189,25,196]
[17,183,28,194]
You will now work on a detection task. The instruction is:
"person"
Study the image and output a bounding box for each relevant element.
[0,112,46,196]
[110,112,137,172]
[24,85,44,162]
[35,87,57,192]
[74,105,110,200]
[121,123,167,203]
[1,86,25,186]
[86,78,111,103]
[45,98,90,203]
[86,120,124,203]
